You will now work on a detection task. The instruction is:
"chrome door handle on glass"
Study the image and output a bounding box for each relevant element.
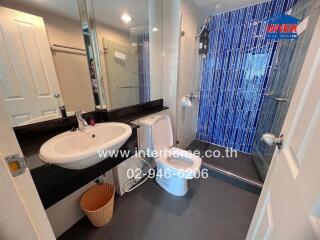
[261,133,284,149]
[264,92,289,102]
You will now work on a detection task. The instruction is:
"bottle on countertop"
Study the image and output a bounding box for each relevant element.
[90,115,96,126]
[59,105,68,119]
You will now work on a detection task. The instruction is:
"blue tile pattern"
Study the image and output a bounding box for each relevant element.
[138,33,150,103]
[196,0,294,152]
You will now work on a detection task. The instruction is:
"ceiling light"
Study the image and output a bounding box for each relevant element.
[121,14,132,23]
[152,27,159,32]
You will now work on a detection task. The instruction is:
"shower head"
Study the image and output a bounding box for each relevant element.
[197,15,212,38]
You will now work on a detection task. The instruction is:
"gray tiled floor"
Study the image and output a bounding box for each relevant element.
[187,140,262,183]
[59,170,258,240]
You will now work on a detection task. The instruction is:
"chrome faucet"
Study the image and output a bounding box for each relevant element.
[75,110,88,130]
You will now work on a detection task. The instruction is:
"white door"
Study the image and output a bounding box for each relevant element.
[246,14,320,240]
[0,91,55,239]
[0,7,63,127]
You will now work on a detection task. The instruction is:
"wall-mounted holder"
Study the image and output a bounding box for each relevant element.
[181,93,199,107]
[181,97,192,107]
[186,92,199,101]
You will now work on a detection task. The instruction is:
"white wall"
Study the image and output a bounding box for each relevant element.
[176,0,204,148]
[162,0,181,144]
[160,0,204,148]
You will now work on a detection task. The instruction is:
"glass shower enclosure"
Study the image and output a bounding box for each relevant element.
[251,0,320,180]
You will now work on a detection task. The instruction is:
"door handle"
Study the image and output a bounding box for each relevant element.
[264,93,288,102]
[261,133,284,149]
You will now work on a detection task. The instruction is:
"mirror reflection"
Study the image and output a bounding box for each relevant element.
[92,0,163,110]
[0,0,97,127]
[0,0,163,127]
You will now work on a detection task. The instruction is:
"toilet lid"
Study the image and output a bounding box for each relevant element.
[152,115,173,152]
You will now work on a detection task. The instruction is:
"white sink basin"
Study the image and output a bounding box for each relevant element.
[39,122,132,169]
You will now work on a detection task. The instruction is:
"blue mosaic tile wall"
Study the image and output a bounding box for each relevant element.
[138,33,150,103]
[196,0,294,152]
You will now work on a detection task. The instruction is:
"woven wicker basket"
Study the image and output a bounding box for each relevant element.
[80,183,115,227]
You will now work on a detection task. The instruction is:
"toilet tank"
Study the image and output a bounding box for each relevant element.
[138,115,173,154]
[138,115,161,155]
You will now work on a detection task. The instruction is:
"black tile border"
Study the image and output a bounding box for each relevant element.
[14,99,166,144]
[14,110,107,144]
[107,99,167,122]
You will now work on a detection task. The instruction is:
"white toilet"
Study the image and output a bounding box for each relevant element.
[138,115,202,196]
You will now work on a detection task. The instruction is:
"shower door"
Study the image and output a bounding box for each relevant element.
[251,0,320,180]
[103,39,140,109]
[176,13,202,149]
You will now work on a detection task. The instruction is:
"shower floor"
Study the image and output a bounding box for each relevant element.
[186,140,263,184]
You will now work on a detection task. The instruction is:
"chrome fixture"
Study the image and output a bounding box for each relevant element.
[75,110,88,130]
[95,174,105,184]
[264,93,289,102]
[261,133,284,149]
[116,86,138,89]
[186,92,199,101]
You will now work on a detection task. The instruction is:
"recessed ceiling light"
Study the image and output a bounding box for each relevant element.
[121,14,132,23]
[152,27,159,32]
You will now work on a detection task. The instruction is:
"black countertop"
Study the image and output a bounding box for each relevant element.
[32,129,138,209]
[15,99,167,209]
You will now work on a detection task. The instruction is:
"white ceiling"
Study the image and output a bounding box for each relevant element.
[8,0,149,32]
[7,0,270,32]
[93,0,148,31]
[192,0,270,16]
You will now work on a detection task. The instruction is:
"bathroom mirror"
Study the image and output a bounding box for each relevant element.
[0,0,98,127]
[78,0,107,110]
[90,0,163,110]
